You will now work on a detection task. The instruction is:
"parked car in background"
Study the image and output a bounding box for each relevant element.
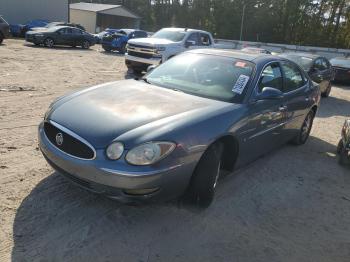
[279,52,333,97]
[241,47,271,54]
[330,57,350,84]
[93,28,120,44]
[102,29,148,53]
[0,16,10,44]
[30,22,86,32]
[39,49,320,208]
[125,28,215,73]
[337,120,350,165]
[25,26,96,49]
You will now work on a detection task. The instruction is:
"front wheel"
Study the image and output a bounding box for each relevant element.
[81,40,90,49]
[187,142,223,208]
[0,34,4,44]
[292,110,315,145]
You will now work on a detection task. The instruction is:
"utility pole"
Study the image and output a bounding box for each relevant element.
[239,4,246,42]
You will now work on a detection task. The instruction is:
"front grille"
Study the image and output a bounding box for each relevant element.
[44,121,95,160]
[128,43,155,50]
[128,50,154,59]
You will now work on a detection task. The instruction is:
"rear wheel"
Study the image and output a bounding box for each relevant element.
[322,82,332,98]
[44,38,54,48]
[0,34,3,44]
[187,142,223,208]
[103,46,112,52]
[81,40,90,49]
[292,110,315,145]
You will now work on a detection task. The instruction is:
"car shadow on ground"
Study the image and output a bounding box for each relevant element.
[11,136,350,261]
[24,43,93,51]
[99,50,125,57]
[317,95,350,118]
[332,82,350,90]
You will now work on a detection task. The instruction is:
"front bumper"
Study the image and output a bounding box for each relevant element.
[38,122,194,203]
[125,54,162,66]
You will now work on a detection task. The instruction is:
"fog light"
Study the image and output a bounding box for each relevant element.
[123,187,159,196]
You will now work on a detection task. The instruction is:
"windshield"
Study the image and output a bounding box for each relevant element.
[330,58,350,68]
[151,29,186,42]
[280,54,313,71]
[146,53,255,103]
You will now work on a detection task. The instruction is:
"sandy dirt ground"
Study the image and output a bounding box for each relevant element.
[0,39,350,262]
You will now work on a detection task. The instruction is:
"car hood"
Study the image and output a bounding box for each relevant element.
[128,37,176,47]
[48,80,230,148]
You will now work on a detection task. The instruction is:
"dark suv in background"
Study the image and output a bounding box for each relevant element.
[0,16,10,44]
[279,52,334,97]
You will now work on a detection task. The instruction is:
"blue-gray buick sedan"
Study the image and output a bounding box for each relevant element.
[39,49,321,207]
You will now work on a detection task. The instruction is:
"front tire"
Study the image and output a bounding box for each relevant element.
[0,34,4,44]
[44,38,54,48]
[292,110,315,145]
[187,142,223,208]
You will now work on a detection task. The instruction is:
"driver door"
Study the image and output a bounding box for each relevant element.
[184,33,200,50]
[239,62,287,164]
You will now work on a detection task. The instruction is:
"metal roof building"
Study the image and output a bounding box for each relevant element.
[70,2,141,33]
[0,0,68,24]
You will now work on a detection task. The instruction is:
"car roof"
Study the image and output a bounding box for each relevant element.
[188,48,278,62]
[281,52,320,59]
[161,27,211,34]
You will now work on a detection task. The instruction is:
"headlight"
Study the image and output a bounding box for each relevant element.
[106,142,124,160]
[126,142,176,166]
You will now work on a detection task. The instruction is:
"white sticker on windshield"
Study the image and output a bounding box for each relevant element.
[232,75,250,94]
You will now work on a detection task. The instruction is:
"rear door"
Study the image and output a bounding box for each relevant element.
[310,58,328,92]
[59,28,74,45]
[280,61,311,140]
[72,28,84,46]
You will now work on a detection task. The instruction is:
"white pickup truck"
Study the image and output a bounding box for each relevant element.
[125,28,215,73]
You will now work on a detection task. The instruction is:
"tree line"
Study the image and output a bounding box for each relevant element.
[73,0,350,49]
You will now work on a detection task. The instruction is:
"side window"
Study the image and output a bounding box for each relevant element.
[134,31,147,38]
[258,63,283,93]
[186,33,199,45]
[66,28,73,34]
[200,33,211,46]
[314,59,324,70]
[322,58,330,69]
[281,62,305,92]
[58,28,66,34]
[72,28,82,34]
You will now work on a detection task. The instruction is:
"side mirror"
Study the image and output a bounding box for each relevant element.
[147,65,157,73]
[185,40,196,48]
[256,87,283,100]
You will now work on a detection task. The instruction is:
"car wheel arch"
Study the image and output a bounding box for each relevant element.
[195,134,239,173]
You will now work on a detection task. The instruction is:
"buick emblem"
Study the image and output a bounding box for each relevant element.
[55,133,64,146]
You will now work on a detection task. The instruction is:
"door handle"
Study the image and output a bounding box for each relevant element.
[279,105,288,112]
